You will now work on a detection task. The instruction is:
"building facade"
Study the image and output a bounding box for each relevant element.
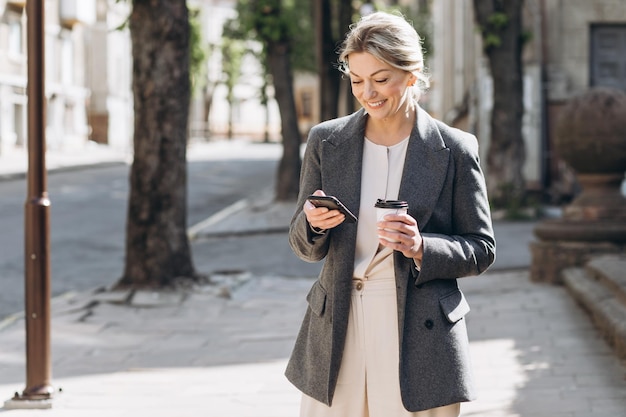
[0,0,30,155]
[0,0,283,158]
[0,0,110,156]
[431,0,626,200]
[86,0,132,151]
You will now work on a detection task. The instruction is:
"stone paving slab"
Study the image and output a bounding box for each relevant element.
[460,271,626,417]
[2,362,300,417]
[1,271,625,416]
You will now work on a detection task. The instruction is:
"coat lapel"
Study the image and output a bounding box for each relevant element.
[320,109,367,221]
[399,106,450,229]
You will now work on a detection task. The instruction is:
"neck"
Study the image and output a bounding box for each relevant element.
[365,105,416,146]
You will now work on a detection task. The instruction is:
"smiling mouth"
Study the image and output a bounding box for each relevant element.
[368,99,386,108]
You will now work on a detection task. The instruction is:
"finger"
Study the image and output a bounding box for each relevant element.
[327,214,346,227]
[377,228,403,244]
[305,206,329,227]
[311,211,345,229]
[313,217,345,230]
[377,221,410,236]
[378,231,420,254]
[323,211,345,224]
[380,213,416,224]
[308,206,330,218]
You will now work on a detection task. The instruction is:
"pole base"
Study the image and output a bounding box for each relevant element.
[3,390,54,410]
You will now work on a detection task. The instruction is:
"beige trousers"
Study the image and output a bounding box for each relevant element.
[300,275,460,417]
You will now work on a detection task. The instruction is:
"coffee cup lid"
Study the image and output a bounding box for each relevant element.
[375,199,408,209]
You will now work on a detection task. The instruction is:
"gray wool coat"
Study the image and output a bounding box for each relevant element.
[285,105,496,413]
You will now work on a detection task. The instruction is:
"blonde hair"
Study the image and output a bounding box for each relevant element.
[338,11,430,94]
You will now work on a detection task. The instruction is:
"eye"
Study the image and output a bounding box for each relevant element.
[375,79,388,84]
[351,79,363,85]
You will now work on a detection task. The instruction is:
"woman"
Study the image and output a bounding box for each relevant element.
[286,11,496,417]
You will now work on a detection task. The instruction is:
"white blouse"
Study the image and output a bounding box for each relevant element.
[353,136,409,279]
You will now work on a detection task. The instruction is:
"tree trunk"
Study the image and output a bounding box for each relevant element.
[473,0,526,208]
[337,0,355,116]
[116,0,197,289]
[316,0,340,121]
[202,83,215,140]
[266,40,301,201]
[227,93,234,139]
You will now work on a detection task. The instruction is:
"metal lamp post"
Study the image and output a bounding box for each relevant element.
[5,0,54,409]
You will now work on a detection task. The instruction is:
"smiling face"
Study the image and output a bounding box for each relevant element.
[348,52,415,124]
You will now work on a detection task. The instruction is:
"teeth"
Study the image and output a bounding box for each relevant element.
[369,100,385,108]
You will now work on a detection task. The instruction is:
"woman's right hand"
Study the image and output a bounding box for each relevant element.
[304,190,346,231]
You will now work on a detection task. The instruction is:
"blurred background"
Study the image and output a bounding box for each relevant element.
[1,0,623,210]
[1,2,626,413]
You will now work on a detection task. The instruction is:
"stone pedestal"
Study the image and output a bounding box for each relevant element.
[530,88,626,283]
[530,239,625,284]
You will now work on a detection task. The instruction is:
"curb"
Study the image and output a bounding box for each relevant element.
[187,198,251,240]
[0,161,128,183]
[0,311,24,332]
[192,226,290,239]
[187,186,291,240]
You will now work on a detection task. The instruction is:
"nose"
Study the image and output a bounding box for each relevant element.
[363,81,377,99]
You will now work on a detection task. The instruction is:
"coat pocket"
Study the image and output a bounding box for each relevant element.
[439,288,470,323]
[306,280,327,317]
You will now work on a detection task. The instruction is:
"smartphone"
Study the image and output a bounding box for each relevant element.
[307,195,358,223]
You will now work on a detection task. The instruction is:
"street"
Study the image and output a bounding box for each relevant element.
[0,141,287,321]
[0,137,538,322]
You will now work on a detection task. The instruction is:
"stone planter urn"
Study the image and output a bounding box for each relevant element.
[530,88,626,283]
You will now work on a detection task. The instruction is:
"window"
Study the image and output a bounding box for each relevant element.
[13,103,25,147]
[8,20,23,56]
[300,90,313,118]
[590,25,626,91]
[61,34,74,85]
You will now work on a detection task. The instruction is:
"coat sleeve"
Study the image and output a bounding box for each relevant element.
[415,132,496,284]
[288,127,331,263]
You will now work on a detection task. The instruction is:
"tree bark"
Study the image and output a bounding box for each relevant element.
[473,0,526,207]
[315,0,340,121]
[266,40,302,201]
[116,0,197,289]
[337,0,355,116]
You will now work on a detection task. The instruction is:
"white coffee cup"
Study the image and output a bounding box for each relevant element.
[375,199,408,242]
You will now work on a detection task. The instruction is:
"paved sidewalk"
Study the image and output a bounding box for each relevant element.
[2,269,625,416]
[1,141,625,416]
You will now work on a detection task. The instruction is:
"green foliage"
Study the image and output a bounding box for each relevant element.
[478,10,530,51]
[221,38,246,102]
[189,8,208,94]
[478,11,509,51]
[490,181,537,220]
[487,12,508,30]
[363,1,433,62]
[229,0,315,73]
[521,29,533,45]
[412,6,434,59]
[112,0,130,31]
[483,33,502,48]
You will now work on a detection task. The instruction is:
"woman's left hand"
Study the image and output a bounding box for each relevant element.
[377,213,423,262]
